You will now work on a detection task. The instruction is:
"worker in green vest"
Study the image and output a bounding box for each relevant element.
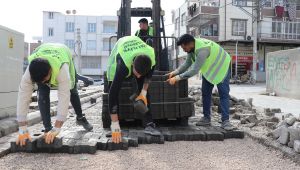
[107,36,161,144]
[16,43,93,146]
[135,18,154,45]
[166,34,236,131]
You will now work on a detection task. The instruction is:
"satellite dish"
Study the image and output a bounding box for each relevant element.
[72,10,77,14]
[66,10,71,14]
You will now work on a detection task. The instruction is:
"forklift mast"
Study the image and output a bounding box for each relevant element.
[117,0,169,71]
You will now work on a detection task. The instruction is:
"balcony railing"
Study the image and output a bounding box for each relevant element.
[258,33,300,41]
[187,2,219,22]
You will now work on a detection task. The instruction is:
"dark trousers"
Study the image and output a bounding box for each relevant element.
[37,81,84,132]
[202,70,230,122]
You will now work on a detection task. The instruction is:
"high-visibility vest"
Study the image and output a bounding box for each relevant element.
[28,43,76,88]
[135,26,154,37]
[192,38,231,85]
[106,36,156,81]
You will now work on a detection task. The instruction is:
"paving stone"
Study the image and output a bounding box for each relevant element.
[197,126,224,141]
[265,117,280,123]
[245,115,258,123]
[162,127,206,141]
[270,108,281,113]
[97,137,109,150]
[37,137,63,149]
[266,122,277,129]
[287,128,300,148]
[286,116,297,126]
[73,139,97,154]
[294,140,300,153]
[272,126,286,139]
[213,127,244,139]
[125,137,139,147]
[129,129,164,144]
[10,139,37,153]
[107,138,129,151]
[277,127,290,145]
[293,122,300,128]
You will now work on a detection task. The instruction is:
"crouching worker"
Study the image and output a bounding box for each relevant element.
[16,43,93,146]
[107,36,161,143]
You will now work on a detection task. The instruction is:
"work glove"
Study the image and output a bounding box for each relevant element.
[136,89,148,106]
[16,126,32,146]
[111,121,122,143]
[45,127,61,144]
[166,75,180,85]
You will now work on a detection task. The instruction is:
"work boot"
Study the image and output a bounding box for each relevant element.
[76,117,93,131]
[221,120,236,131]
[144,123,161,136]
[196,117,211,126]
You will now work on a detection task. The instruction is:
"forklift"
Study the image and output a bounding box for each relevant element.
[102,0,195,128]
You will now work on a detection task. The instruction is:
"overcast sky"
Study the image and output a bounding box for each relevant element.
[0,0,185,42]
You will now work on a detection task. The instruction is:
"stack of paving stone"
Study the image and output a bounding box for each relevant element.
[102,71,195,128]
[271,114,300,153]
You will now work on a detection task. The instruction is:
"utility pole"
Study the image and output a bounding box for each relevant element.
[75,28,82,74]
[252,0,258,81]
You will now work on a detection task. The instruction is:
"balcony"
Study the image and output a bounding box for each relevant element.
[258,20,300,44]
[187,1,219,22]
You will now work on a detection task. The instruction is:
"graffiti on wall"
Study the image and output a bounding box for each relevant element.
[267,56,298,92]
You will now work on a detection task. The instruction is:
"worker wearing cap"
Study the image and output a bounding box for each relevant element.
[135,18,154,44]
[166,34,236,131]
[16,43,93,146]
[107,36,161,144]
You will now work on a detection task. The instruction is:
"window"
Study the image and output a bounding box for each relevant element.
[175,17,179,30]
[103,39,116,51]
[297,5,300,10]
[82,56,101,69]
[103,23,116,33]
[233,0,247,6]
[48,28,54,36]
[232,19,246,36]
[65,22,75,32]
[88,23,96,33]
[262,0,272,7]
[87,40,96,50]
[181,13,186,26]
[65,40,74,49]
[48,12,54,19]
[103,39,110,51]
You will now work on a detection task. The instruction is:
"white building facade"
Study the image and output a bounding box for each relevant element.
[43,11,118,79]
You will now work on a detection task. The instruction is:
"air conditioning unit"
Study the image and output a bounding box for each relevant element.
[246,35,252,41]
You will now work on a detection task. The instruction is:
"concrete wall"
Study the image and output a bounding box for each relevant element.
[0,25,24,118]
[266,48,300,99]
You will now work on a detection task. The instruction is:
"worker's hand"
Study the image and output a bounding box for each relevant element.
[16,126,32,146]
[165,71,176,79]
[136,89,147,106]
[166,76,180,85]
[45,127,61,144]
[111,121,122,144]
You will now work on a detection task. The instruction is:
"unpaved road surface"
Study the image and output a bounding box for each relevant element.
[0,137,299,170]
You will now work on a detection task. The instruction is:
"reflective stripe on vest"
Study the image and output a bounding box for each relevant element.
[193,38,230,85]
